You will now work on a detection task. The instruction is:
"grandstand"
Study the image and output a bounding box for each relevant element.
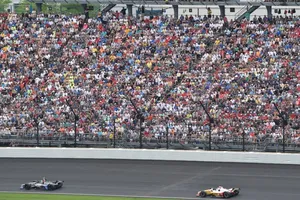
[0,0,299,152]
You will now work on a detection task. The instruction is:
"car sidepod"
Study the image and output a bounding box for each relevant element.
[43,185,49,190]
[20,183,33,190]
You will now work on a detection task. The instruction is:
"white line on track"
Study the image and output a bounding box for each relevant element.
[211,173,300,179]
[0,191,199,199]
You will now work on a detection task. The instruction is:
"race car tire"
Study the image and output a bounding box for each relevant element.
[47,185,54,191]
[24,184,31,190]
[57,182,63,189]
[233,190,239,196]
[199,191,207,198]
[223,192,231,198]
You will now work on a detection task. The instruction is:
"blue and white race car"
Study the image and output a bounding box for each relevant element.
[20,177,64,191]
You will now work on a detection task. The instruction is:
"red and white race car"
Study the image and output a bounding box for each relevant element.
[196,186,240,198]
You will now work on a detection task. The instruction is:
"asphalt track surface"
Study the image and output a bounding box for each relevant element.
[0,159,300,200]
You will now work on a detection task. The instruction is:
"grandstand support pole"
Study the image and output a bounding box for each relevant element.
[34,119,39,147]
[113,116,116,148]
[139,114,145,149]
[219,6,225,18]
[199,101,213,151]
[66,100,79,148]
[127,4,133,17]
[282,123,285,153]
[208,122,212,151]
[266,6,272,20]
[166,123,169,150]
[82,4,89,19]
[139,116,143,149]
[74,115,77,148]
[127,97,143,149]
[36,3,42,14]
[37,121,39,147]
[237,118,246,151]
[242,130,245,152]
[273,103,287,153]
[172,5,179,19]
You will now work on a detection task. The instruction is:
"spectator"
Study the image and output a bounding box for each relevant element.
[0,10,299,146]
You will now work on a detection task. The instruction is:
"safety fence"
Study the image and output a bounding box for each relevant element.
[1,134,300,152]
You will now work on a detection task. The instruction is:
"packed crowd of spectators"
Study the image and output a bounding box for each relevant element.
[0,10,299,146]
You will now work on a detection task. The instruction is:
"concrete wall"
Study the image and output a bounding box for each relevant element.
[1,148,299,165]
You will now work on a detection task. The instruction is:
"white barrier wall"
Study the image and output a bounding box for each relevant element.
[0,148,299,165]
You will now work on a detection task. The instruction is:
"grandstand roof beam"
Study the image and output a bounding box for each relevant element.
[219,5,225,18]
[266,5,272,19]
[21,0,300,6]
[173,4,178,19]
[36,2,43,13]
[127,4,133,16]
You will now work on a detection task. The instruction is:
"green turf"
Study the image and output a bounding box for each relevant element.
[0,193,176,200]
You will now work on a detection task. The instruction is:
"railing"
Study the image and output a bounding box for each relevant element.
[234,5,248,20]
[1,134,299,152]
[101,4,116,14]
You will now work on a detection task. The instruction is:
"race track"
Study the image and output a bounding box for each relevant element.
[0,159,299,200]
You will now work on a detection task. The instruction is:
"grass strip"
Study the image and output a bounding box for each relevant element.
[0,193,177,200]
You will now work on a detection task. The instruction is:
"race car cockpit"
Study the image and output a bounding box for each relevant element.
[40,177,47,184]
